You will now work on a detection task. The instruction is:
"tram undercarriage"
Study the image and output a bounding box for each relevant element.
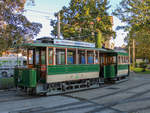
[30,78,100,95]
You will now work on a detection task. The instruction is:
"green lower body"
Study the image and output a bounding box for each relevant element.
[14,64,129,89]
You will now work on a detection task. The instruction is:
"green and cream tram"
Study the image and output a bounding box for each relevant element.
[14,38,129,95]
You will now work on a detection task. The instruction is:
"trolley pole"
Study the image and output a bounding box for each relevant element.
[133,39,135,68]
[57,12,60,39]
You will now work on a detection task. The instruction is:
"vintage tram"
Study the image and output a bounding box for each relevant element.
[14,38,129,95]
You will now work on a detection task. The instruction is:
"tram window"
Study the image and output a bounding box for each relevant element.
[125,56,128,63]
[79,50,86,64]
[35,49,40,65]
[123,57,125,63]
[29,50,34,65]
[49,48,53,65]
[118,56,120,64]
[113,56,116,63]
[95,52,99,64]
[87,51,94,64]
[56,49,65,65]
[41,49,46,65]
[67,50,75,64]
[100,56,104,64]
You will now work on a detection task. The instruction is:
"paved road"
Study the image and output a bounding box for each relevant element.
[0,72,150,113]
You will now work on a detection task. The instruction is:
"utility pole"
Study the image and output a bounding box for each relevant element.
[129,45,131,65]
[133,39,135,68]
[57,12,60,39]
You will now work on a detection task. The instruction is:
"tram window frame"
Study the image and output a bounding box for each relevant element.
[87,50,94,64]
[127,56,129,63]
[118,56,121,64]
[35,49,40,65]
[28,49,35,65]
[67,49,76,64]
[48,47,53,65]
[78,49,86,64]
[95,51,99,64]
[56,48,66,65]
[41,48,46,65]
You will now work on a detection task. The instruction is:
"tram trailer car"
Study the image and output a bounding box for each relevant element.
[14,38,129,95]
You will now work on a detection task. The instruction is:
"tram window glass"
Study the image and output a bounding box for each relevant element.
[127,57,129,63]
[29,49,34,64]
[79,50,86,64]
[122,56,124,64]
[95,51,99,64]
[67,50,75,64]
[120,56,122,64]
[118,56,120,64]
[41,49,46,65]
[126,57,128,63]
[113,56,116,63]
[49,48,53,65]
[123,56,125,63]
[100,56,104,64]
[56,49,65,65]
[35,49,40,65]
[87,51,94,64]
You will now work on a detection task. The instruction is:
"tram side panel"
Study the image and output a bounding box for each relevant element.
[117,64,129,77]
[46,64,100,83]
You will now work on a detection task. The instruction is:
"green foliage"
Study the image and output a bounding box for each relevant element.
[0,0,42,54]
[51,0,115,44]
[114,0,150,60]
[139,62,147,72]
[96,30,102,48]
[0,77,14,89]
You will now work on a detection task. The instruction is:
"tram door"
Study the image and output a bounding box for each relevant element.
[35,48,47,81]
[27,47,47,81]
[99,53,117,79]
[99,54,105,78]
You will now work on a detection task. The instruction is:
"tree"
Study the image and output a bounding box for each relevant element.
[113,0,150,61]
[0,0,42,55]
[51,0,114,47]
[96,30,102,48]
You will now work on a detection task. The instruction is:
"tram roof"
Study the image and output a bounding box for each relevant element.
[19,42,116,54]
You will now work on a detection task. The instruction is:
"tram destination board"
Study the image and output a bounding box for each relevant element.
[54,39,95,48]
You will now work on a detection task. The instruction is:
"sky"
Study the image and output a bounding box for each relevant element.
[24,0,127,47]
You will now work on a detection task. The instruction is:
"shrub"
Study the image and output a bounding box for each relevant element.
[0,77,14,89]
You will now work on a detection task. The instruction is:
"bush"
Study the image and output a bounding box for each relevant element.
[0,77,14,89]
[139,62,147,68]
[139,62,147,72]
[133,68,143,72]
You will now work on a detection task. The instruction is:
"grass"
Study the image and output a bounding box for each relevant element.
[133,68,150,74]
[0,77,14,89]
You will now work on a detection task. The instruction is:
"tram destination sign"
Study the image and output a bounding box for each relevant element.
[54,39,95,48]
